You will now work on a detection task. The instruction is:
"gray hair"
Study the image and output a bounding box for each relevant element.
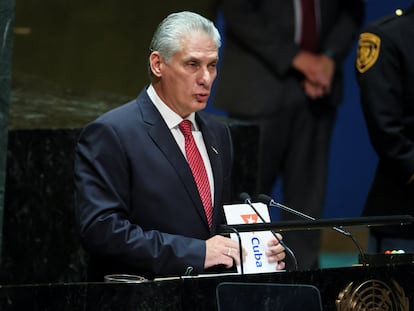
[148,11,221,76]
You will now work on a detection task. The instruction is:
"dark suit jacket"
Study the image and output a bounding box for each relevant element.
[74,88,233,280]
[214,0,365,117]
[356,6,414,238]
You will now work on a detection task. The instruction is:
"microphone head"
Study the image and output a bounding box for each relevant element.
[238,192,251,203]
[257,194,273,205]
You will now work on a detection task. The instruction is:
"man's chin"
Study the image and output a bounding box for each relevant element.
[194,101,208,111]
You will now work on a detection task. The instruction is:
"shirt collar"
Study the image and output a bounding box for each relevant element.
[147,84,198,130]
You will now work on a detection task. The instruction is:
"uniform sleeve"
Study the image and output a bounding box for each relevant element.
[356,27,414,185]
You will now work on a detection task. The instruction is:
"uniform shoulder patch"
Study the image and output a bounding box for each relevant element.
[356,32,381,74]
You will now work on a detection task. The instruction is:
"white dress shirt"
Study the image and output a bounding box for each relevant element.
[146,85,215,202]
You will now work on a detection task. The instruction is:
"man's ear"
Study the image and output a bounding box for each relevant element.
[149,52,162,77]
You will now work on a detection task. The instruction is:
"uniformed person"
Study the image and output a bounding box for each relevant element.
[356,5,414,253]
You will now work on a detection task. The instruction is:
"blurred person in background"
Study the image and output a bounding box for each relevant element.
[213,0,365,270]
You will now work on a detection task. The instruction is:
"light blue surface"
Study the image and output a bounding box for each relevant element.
[320,252,359,268]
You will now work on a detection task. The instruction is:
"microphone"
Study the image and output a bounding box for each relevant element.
[257,194,366,266]
[239,192,298,271]
[257,194,348,234]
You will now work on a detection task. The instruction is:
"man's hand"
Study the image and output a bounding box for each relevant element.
[266,234,286,270]
[292,51,335,98]
[204,235,246,269]
[205,234,285,271]
[303,79,325,99]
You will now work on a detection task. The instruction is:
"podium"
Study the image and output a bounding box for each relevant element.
[220,214,414,233]
[216,282,323,310]
[3,129,414,309]
[0,265,413,310]
[0,215,413,310]
[220,214,414,272]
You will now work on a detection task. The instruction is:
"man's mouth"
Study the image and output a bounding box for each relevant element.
[195,93,209,101]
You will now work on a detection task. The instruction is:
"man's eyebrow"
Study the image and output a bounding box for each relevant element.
[185,57,199,62]
[181,56,219,66]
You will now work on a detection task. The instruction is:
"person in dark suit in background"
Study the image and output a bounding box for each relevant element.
[213,0,365,270]
[74,11,285,281]
[356,4,414,253]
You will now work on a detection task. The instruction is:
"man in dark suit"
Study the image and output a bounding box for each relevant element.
[74,11,286,281]
[356,4,414,252]
[213,0,365,270]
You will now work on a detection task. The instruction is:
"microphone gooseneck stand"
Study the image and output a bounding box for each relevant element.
[257,194,367,266]
[239,192,299,271]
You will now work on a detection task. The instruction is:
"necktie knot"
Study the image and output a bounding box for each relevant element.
[179,120,193,138]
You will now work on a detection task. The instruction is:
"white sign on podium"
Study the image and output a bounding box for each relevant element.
[223,203,280,274]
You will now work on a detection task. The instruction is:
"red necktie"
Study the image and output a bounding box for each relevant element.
[300,0,317,52]
[179,120,213,228]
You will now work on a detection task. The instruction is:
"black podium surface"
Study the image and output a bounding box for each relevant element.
[0,265,413,310]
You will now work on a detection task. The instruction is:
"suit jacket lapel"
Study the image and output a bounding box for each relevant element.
[137,91,211,229]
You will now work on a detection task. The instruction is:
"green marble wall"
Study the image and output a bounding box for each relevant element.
[0,0,14,257]
[10,0,219,129]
